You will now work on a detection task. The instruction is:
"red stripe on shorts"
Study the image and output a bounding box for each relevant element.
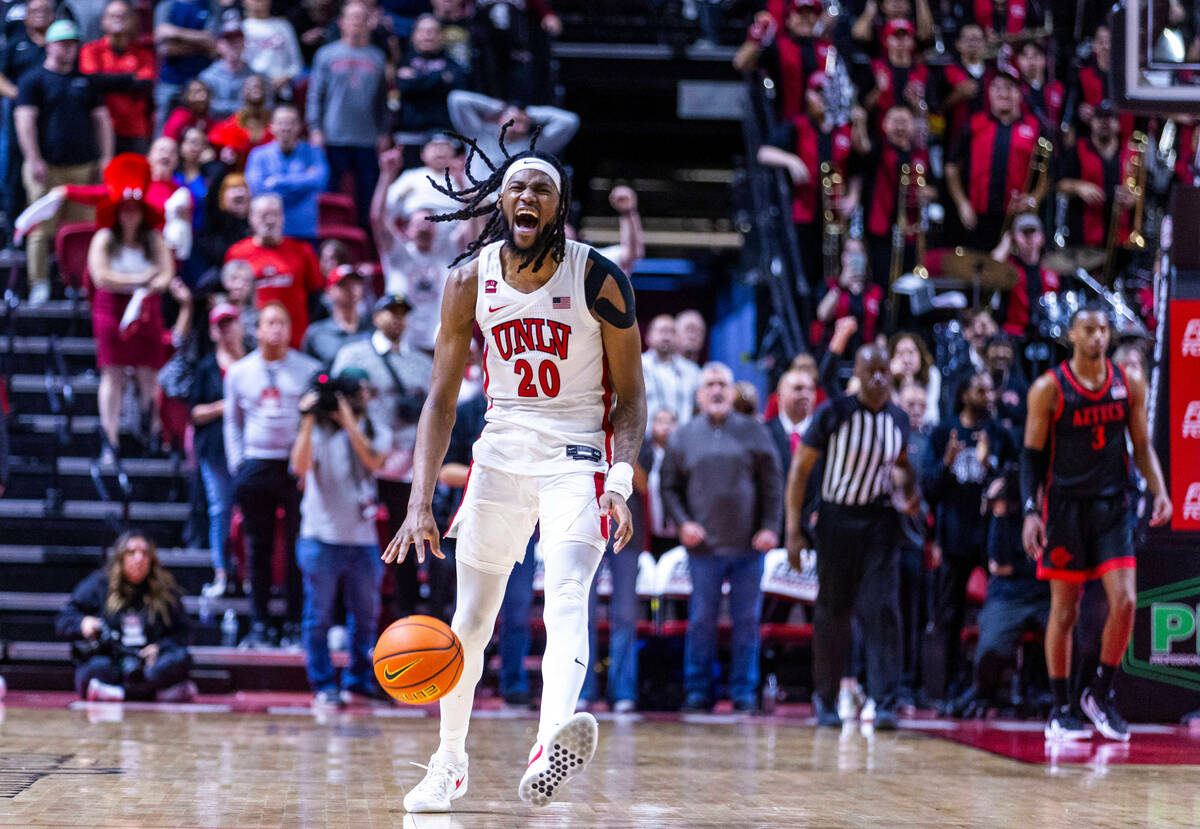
[594,471,609,540]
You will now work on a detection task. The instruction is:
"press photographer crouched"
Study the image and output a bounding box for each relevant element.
[291,369,391,708]
[56,531,194,702]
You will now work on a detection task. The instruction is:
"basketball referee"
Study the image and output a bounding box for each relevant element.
[785,344,920,729]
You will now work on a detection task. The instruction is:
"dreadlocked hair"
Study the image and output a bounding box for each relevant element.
[426,120,572,271]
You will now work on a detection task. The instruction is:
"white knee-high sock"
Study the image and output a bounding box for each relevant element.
[537,540,604,746]
[436,559,509,761]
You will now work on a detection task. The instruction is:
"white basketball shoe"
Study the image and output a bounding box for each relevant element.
[403,753,468,813]
[518,712,598,807]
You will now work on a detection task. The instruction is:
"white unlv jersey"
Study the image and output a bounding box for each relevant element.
[471,238,612,475]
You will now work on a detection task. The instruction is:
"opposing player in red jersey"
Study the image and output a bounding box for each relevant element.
[1021,305,1171,742]
[383,127,646,813]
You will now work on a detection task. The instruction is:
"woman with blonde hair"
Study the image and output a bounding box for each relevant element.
[56,530,194,702]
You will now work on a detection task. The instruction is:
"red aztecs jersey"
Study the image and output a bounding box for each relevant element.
[472,239,613,475]
[1047,360,1132,498]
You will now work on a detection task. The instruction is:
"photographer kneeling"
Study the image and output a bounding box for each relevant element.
[56,531,194,702]
[292,369,390,708]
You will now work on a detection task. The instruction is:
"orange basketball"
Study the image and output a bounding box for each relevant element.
[373,615,463,704]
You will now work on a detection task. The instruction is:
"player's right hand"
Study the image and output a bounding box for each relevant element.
[1150,491,1173,527]
[382,506,444,565]
[1021,513,1045,561]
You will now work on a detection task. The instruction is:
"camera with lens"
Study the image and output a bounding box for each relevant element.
[72,621,145,681]
[307,372,363,416]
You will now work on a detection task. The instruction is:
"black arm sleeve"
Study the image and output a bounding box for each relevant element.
[584,247,636,329]
[1019,445,1049,515]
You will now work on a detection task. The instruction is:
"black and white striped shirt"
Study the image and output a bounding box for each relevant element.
[802,395,909,507]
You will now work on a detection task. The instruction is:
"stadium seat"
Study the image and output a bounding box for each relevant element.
[318,193,357,228]
[54,222,98,297]
[758,548,816,648]
[317,224,370,264]
[654,546,691,637]
[966,567,988,607]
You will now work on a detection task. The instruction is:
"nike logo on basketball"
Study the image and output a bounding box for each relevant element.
[383,660,419,682]
[488,304,511,313]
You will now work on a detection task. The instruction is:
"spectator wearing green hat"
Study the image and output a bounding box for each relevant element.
[15,18,113,304]
[291,365,392,708]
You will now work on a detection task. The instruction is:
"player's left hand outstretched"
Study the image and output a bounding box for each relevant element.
[382,505,444,565]
[1149,491,1173,527]
[599,491,634,552]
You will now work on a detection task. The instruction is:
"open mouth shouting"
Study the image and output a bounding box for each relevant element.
[512,206,541,243]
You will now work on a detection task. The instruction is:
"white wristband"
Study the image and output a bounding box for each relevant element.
[605,462,634,501]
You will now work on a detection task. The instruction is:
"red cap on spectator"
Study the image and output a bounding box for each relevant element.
[991,66,1022,85]
[883,19,915,41]
[209,302,239,327]
[325,264,363,290]
[793,0,822,9]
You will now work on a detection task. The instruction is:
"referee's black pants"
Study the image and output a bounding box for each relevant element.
[813,503,903,711]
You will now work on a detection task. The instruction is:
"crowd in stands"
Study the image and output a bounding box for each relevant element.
[3,0,1178,715]
[723,0,1183,719]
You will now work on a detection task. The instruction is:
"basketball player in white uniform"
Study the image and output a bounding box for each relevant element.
[383,146,646,812]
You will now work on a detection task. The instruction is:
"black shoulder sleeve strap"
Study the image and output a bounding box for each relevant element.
[584,248,636,329]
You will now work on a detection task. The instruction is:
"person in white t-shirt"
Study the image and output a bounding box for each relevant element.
[385,133,467,219]
[241,0,303,99]
[370,147,469,352]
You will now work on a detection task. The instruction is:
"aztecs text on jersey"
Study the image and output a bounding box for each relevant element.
[1047,359,1131,498]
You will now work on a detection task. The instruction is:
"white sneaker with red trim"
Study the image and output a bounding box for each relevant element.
[518,712,598,808]
[403,753,468,813]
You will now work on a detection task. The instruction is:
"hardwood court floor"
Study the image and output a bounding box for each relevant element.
[1,699,1198,828]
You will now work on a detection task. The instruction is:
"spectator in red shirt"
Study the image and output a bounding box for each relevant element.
[946,69,1047,249]
[733,0,833,122]
[858,105,932,303]
[972,0,1045,42]
[851,0,934,57]
[864,19,928,130]
[226,193,323,349]
[162,77,213,141]
[1014,38,1062,135]
[757,72,865,289]
[209,73,274,153]
[812,238,882,347]
[939,24,989,150]
[80,0,156,156]
[990,212,1059,339]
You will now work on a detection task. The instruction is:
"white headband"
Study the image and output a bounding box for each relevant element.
[501,157,561,193]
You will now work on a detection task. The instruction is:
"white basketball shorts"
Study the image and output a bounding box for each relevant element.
[446,464,609,575]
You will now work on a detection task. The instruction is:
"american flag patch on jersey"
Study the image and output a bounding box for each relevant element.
[552,296,571,309]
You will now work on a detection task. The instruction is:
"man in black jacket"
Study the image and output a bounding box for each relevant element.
[56,531,193,701]
[921,370,1016,701]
